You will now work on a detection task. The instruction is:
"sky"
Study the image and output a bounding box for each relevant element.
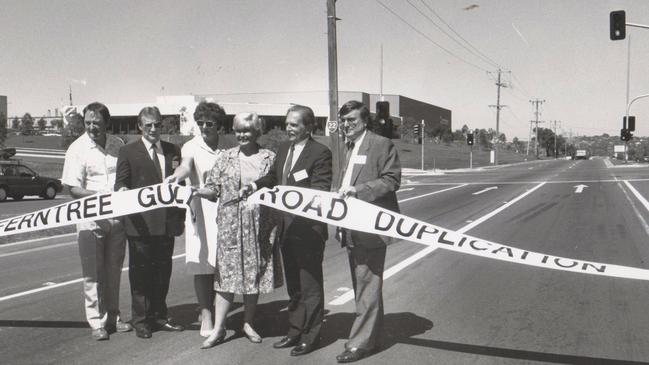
[2,0,649,140]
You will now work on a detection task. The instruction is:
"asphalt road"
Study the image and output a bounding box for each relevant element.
[3,158,649,364]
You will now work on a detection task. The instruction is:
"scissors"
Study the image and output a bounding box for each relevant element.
[221,196,244,207]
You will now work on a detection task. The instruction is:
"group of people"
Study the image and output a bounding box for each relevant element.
[60,99,401,363]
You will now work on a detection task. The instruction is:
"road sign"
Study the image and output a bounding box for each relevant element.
[326,120,338,135]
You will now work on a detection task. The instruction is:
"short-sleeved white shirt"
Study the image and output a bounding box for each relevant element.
[181,136,221,187]
[61,133,124,193]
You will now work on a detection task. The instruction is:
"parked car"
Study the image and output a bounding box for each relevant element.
[0,160,63,201]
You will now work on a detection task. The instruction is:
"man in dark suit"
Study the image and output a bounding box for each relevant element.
[241,105,332,356]
[335,100,401,363]
[115,106,185,339]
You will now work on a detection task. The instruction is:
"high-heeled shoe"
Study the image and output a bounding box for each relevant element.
[200,328,226,349]
[243,322,262,343]
[200,320,214,338]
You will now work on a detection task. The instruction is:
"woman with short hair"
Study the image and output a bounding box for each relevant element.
[197,112,280,348]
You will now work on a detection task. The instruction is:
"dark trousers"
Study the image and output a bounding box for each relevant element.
[281,231,325,345]
[346,244,386,350]
[127,235,175,329]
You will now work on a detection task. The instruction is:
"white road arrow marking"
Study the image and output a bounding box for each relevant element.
[472,186,498,195]
[574,184,588,193]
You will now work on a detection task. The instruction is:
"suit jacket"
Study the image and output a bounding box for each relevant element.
[341,130,401,248]
[115,139,185,237]
[255,137,332,242]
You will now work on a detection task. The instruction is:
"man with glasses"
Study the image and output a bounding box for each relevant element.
[61,102,131,341]
[240,105,332,357]
[115,106,185,339]
[335,100,401,363]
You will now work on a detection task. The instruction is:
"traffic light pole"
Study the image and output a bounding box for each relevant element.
[625,93,649,163]
[420,119,425,171]
[469,145,473,169]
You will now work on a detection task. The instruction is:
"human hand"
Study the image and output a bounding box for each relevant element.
[239,184,254,198]
[118,187,128,192]
[338,186,357,199]
[164,174,179,184]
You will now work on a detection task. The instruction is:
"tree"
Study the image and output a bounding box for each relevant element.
[461,124,470,135]
[20,113,34,135]
[161,115,179,135]
[0,112,6,147]
[50,119,63,130]
[11,117,19,130]
[61,113,85,148]
[37,118,47,131]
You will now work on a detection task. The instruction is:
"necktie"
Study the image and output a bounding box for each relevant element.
[151,144,162,181]
[282,144,295,185]
[339,140,355,187]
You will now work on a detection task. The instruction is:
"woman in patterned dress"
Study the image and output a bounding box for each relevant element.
[197,112,278,348]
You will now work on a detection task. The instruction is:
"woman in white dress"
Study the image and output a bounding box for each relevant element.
[165,101,226,336]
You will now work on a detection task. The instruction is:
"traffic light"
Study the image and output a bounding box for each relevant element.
[467,133,474,146]
[375,101,393,138]
[624,115,636,131]
[621,128,633,141]
[376,101,390,120]
[413,124,420,135]
[610,10,626,40]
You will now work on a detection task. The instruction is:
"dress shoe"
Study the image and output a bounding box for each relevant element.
[91,328,109,341]
[290,342,318,356]
[273,336,300,349]
[336,347,371,363]
[106,320,133,334]
[200,328,226,349]
[135,326,152,339]
[155,322,184,332]
[243,322,262,343]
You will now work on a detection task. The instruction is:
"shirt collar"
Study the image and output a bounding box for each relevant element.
[348,130,367,146]
[141,137,159,151]
[195,135,219,153]
[293,136,309,148]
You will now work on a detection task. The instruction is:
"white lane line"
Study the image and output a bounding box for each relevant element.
[616,179,649,236]
[459,182,546,233]
[0,232,77,248]
[472,186,498,195]
[15,153,65,159]
[0,241,76,258]
[328,182,547,306]
[0,253,187,303]
[17,147,66,153]
[398,184,467,203]
[622,180,649,214]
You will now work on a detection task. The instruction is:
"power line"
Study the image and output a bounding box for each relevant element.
[417,0,502,69]
[509,72,531,97]
[374,0,489,73]
[405,0,498,70]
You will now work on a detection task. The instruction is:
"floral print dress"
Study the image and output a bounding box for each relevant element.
[204,146,280,294]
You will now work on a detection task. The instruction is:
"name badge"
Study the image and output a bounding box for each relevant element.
[293,169,308,182]
[353,155,367,164]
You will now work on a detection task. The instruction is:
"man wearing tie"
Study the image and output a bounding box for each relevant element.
[241,105,332,356]
[335,100,401,363]
[115,106,185,339]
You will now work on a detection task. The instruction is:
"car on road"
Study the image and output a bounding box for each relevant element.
[0,159,63,201]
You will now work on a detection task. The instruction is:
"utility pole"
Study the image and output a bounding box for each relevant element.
[69,84,73,106]
[379,43,384,101]
[488,69,508,165]
[420,120,425,170]
[529,98,545,159]
[526,120,533,156]
[550,120,561,158]
[327,0,343,188]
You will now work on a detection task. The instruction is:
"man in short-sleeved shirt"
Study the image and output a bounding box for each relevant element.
[61,102,131,341]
